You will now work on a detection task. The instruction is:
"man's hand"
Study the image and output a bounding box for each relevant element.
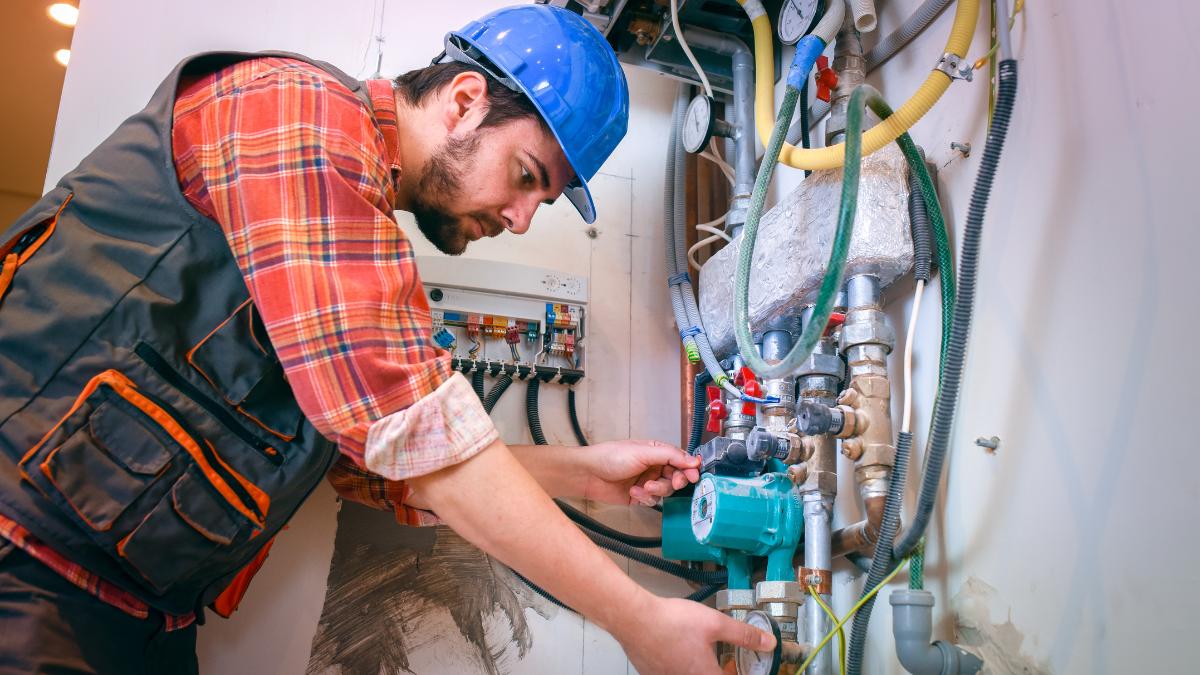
[613,595,776,675]
[579,439,702,506]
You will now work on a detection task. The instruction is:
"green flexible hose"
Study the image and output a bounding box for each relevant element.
[894,134,955,590]
[735,85,865,378]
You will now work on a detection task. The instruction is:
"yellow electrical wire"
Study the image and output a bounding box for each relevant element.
[808,586,845,675]
[735,0,980,170]
[796,559,911,674]
[973,0,1026,69]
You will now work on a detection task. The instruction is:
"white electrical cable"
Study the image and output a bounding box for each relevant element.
[687,212,731,271]
[696,223,732,242]
[671,0,713,98]
[901,279,925,433]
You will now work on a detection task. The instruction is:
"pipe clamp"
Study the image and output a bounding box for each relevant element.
[934,52,974,81]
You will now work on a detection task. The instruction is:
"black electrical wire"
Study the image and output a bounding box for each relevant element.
[514,572,722,614]
[523,371,674,553]
[566,388,589,446]
[892,59,1018,562]
[686,371,712,454]
[471,368,486,401]
[482,372,513,414]
[846,59,1018,675]
[557,500,663,548]
[686,584,722,603]
[907,147,934,282]
[584,528,726,584]
[525,376,549,446]
[799,79,812,178]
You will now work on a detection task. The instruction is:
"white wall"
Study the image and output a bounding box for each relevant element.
[49,2,683,674]
[769,1,1200,672]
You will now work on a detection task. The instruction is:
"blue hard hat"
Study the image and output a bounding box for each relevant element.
[440,4,629,224]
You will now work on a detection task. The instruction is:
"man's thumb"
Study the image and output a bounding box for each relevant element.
[719,615,776,652]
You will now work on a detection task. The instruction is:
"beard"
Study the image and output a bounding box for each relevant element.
[411,133,502,255]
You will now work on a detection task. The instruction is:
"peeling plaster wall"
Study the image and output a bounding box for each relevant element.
[770,1,1200,672]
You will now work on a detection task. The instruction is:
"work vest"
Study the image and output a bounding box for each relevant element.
[0,52,367,615]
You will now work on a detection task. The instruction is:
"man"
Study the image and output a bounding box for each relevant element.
[0,5,774,674]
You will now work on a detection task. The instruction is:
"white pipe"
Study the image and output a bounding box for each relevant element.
[847,0,877,33]
[812,0,847,43]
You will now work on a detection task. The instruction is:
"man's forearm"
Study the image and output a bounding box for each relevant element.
[507,443,590,499]
[407,440,650,637]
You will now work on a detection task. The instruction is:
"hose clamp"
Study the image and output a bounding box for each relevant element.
[934,52,974,81]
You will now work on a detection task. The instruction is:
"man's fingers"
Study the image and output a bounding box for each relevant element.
[717,614,777,652]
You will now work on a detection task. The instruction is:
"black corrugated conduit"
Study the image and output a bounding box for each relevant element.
[908,147,934,282]
[845,59,1018,675]
[482,372,513,414]
[566,388,589,447]
[471,368,486,401]
[525,376,549,446]
[557,501,662,549]
[687,371,712,454]
[846,430,914,673]
[892,59,1018,563]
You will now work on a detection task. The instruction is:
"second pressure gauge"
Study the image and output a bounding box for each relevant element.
[734,610,784,675]
[681,94,716,154]
[777,0,820,45]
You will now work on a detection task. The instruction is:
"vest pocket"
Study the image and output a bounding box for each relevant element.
[186,299,302,442]
[39,399,172,531]
[118,466,244,594]
[21,369,269,541]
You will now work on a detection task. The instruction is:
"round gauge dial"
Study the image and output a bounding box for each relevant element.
[735,611,783,675]
[681,94,715,154]
[690,475,718,543]
[777,0,821,45]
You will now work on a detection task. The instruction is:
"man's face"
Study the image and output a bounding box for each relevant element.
[411,117,573,255]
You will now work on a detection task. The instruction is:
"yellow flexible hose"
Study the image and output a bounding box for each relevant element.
[736,0,979,170]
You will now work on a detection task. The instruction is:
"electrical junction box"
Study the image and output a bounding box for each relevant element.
[415,256,588,380]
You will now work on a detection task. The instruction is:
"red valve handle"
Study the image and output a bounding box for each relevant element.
[706,399,728,433]
[737,366,761,416]
[815,56,839,103]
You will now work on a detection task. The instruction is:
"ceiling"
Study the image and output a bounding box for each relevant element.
[0,0,72,206]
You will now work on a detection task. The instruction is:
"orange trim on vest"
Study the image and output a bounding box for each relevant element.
[184,297,254,406]
[22,370,268,529]
[0,254,17,298]
[209,533,279,618]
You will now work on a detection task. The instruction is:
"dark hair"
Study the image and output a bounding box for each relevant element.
[393,61,546,131]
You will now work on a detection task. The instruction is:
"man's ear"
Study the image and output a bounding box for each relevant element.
[440,71,489,135]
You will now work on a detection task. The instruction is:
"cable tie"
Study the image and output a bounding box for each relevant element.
[679,325,703,339]
[667,272,692,287]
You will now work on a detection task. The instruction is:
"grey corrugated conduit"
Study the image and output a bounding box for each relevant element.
[787,0,955,145]
[665,85,736,394]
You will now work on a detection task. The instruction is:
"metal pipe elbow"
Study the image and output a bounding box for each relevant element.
[890,589,983,675]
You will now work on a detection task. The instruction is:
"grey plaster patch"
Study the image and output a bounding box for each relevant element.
[953,577,1052,675]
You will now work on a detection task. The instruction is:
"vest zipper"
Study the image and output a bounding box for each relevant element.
[134,342,284,466]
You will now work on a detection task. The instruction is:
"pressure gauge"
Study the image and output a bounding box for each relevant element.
[690,475,718,542]
[681,94,716,154]
[777,0,820,45]
[735,611,783,675]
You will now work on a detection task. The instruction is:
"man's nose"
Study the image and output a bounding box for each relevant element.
[500,197,538,235]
